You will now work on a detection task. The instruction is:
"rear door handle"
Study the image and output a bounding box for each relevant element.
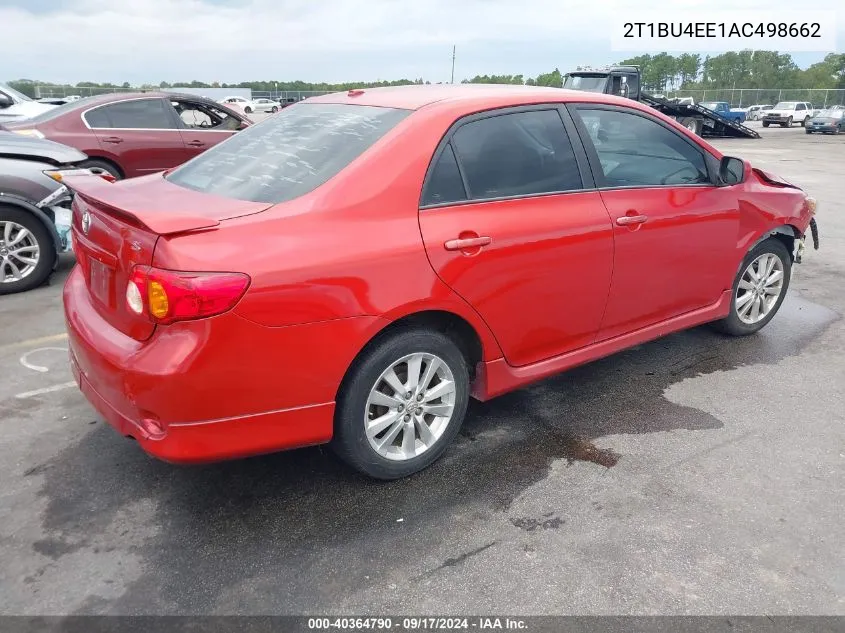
[186,140,206,147]
[616,214,648,226]
[444,236,492,251]
[101,136,123,144]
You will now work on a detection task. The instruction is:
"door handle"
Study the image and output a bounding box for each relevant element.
[186,140,205,147]
[616,214,648,226]
[101,136,123,144]
[444,236,492,251]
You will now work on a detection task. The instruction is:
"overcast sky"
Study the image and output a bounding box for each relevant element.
[2,0,841,85]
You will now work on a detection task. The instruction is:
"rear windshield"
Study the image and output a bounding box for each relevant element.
[165,103,411,204]
[23,97,98,125]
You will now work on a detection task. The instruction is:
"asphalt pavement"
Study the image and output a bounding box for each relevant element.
[0,122,842,615]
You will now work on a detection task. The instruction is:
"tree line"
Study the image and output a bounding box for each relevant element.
[7,51,844,98]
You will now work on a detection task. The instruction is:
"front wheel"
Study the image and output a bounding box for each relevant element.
[271,106,279,113]
[762,121,770,128]
[713,238,792,336]
[331,329,470,480]
[78,158,122,181]
[782,116,793,128]
[0,205,56,295]
[244,106,253,114]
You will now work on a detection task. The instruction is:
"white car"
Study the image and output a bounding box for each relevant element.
[0,84,57,122]
[250,98,280,113]
[761,101,813,127]
[746,104,773,121]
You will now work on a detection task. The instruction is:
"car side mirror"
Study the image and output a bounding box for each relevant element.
[0,94,13,108]
[719,156,745,185]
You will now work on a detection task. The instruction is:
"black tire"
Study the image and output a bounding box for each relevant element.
[244,106,253,114]
[762,121,770,128]
[331,328,470,480]
[782,116,792,128]
[806,129,813,134]
[800,117,806,127]
[679,117,702,136]
[0,205,57,295]
[79,158,122,181]
[713,238,792,337]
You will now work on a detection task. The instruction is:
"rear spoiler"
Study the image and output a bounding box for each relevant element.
[62,174,221,236]
[752,168,802,190]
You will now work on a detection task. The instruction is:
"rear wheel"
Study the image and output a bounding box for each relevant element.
[331,328,470,480]
[679,117,702,135]
[0,206,56,295]
[762,121,770,128]
[79,158,122,181]
[713,238,791,336]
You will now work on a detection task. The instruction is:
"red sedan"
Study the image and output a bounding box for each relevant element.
[62,85,819,480]
[3,92,251,180]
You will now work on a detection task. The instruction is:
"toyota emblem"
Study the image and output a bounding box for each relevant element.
[81,211,91,234]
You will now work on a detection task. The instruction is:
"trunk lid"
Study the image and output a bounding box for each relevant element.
[65,173,273,340]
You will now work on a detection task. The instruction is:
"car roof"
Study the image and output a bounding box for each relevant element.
[306,83,632,111]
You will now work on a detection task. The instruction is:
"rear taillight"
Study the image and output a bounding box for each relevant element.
[126,266,250,324]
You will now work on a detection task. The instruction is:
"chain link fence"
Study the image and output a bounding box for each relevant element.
[252,90,335,101]
[29,84,845,108]
[30,85,337,101]
[666,88,845,108]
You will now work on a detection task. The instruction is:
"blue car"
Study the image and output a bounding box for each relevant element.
[805,107,845,134]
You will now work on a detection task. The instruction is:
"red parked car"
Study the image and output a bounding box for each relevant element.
[3,92,251,180]
[62,85,819,480]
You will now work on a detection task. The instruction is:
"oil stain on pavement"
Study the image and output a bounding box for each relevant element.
[26,294,838,614]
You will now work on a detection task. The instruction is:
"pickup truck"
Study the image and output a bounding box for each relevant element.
[762,101,813,127]
[699,101,747,123]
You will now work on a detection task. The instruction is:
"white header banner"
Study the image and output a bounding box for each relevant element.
[611,11,838,52]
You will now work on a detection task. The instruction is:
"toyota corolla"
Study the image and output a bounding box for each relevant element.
[62,84,819,480]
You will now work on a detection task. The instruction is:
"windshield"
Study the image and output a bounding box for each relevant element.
[816,109,844,118]
[0,83,33,102]
[773,102,797,110]
[166,103,411,204]
[700,102,720,110]
[563,75,608,92]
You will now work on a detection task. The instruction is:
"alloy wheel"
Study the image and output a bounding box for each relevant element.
[735,252,785,324]
[364,352,456,461]
[0,220,40,284]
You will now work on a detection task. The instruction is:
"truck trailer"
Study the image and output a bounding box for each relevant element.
[562,66,760,139]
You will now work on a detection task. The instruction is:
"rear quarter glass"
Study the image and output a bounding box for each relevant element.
[165,103,411,204]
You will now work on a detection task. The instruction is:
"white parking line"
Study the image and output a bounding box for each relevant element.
[0,333,68,353]
[15,382,78,400]
[19,347,68,373]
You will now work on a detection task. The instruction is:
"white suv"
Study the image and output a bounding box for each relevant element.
[762,101,813,128]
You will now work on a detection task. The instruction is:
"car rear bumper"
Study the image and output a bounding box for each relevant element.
[68,348,334,463]
[63,265,382,464]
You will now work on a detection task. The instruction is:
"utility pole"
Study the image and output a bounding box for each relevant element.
[451,45,456,84]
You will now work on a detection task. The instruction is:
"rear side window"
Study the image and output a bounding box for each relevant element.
[166,103,411,204]
[85,99,175,129]
[450,110,583,200]
[422,143,467,206]
[84,107,111,128]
